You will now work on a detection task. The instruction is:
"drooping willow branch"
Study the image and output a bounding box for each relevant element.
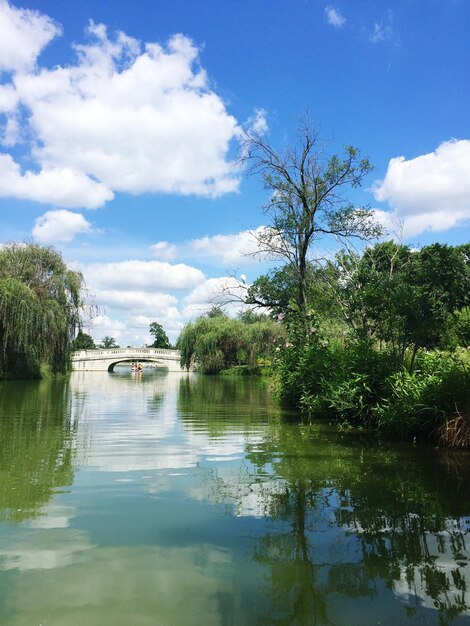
[0,243,85,378]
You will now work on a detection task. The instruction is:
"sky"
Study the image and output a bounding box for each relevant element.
[0,0,469,346]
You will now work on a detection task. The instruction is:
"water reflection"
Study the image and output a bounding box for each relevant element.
[0,378,79,522]
[180,378,470,624]
[0,372,468,625]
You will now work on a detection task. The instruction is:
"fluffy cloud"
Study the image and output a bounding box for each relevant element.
[91,315,126,341]
[245,109,268,135]
[149,241,178,261]
[0,154,113,208]
[183,276,246,318]
[0,17,242,208]
[150,226,270,267]
[128,312,184,343]
[325,6,346,28]
[92,289,177,314]
[373,139,470,236]
[88,304,184,347]
[83,260,205,292]
[188,227,268,266]
[77,257,207,346]
[77,260,205,293]
[0,0,61,72]
[0,84,19,114]
[32,209,92,243]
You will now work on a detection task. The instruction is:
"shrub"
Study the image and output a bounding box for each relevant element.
[274,335,470,445]
[375,351,470,439]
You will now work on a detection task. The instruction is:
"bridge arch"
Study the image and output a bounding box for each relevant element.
[106,357,171,373]
[71,348,190,373]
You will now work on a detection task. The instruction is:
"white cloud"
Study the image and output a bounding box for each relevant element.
[89,310,184,347]
[188,226,268,266]
[325,6,346,28]
[77,257,207,346]
[92,289,177,314]
[149,226,275,269]
[149,241,178,261]
[0,154,113,208]
[0,18,242,207]
[91,315,126,342]
[245,109,268,135]
[0,84,19,113]
[128,312,184,343]
[128,311,182,330]
[373,139,470,236]
[32,209,92,243]
[84,260,205,292]
[0,0,61,72]
[183,276,246,318]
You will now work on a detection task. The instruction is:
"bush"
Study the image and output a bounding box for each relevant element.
[274,339,395,423]
[274,336,470,444]
[375,351,470,439]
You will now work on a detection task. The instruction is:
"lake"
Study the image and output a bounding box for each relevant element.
[0,369,469,625]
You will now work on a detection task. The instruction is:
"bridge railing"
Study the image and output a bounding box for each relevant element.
[72,348,181,359]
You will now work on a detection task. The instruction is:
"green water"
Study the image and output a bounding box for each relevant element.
[0,370,468,625]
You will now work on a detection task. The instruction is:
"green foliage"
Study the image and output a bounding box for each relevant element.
[0,243,84,378]
[177,311,285,374]
[375,351,470,437]
[274,337,394,420]
[99,336,120,349]
[149,322,171,349]
[446,307,470,348]
[274,327,470,442]
[246,262,345,327]
[71,330,95,351]
[327,241,470,365]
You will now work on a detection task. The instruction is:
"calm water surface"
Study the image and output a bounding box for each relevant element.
[0,370,469,625]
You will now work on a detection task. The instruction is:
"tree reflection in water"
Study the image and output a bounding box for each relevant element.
[0,378,80,522]
[179,377,470,625]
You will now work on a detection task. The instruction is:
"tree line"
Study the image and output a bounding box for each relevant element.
[177,120,470,446]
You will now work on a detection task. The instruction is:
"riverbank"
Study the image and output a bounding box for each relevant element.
[273,342,470,448]
[209,346,470,448]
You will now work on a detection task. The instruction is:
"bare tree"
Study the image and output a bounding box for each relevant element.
[242,119,382,313]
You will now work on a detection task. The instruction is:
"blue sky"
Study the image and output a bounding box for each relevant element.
[0,0,469,345]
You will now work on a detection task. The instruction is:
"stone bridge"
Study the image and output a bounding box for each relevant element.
[71,347,188,372]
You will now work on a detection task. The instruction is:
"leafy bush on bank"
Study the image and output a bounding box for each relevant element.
[375,351,470,439]
[274,340,470,445]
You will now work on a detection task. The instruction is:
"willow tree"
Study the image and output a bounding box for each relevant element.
[177,311,285,373]
[0,243,84,378]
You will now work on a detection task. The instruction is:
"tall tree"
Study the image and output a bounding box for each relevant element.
[0,243,84,378]
[242,119,381,318]
[149,322,171,349]
[99,336,120,349]
[71,330,96,351]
